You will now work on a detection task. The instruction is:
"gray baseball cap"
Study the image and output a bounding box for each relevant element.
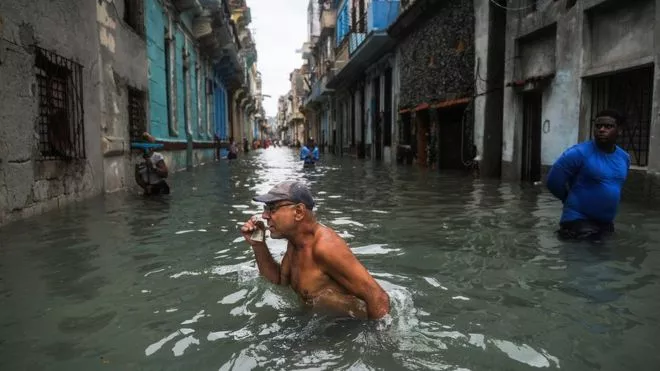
[253,181,315,210]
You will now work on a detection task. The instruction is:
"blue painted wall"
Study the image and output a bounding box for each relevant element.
[336,0,350,46]
[175,29,185,139]
[189,46,200,139]
[146,0,227,144]
[146,0,169,140]
[214,78,229,141]
[368,0,400,32]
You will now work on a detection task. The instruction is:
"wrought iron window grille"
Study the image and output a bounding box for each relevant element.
[128,87,147,142]
[35,46,85,161]
[589,66,653,167]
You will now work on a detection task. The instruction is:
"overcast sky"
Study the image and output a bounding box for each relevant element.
[249,0,308,117]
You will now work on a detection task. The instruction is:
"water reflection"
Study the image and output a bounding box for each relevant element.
[1,147,659,370]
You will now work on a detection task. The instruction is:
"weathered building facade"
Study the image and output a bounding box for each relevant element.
[0,0,259,226]
[500,0,660,199]
[0,0,104,225]
[391,0,476,169]
[327,0,401,161]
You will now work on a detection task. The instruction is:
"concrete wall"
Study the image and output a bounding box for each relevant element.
[588,0,654,70]
[397,0,475,108]
[0,0,104,225]
[501,0,660,200]
[473,0,506,177]
[97,0,149,194]
[501,0,583,179]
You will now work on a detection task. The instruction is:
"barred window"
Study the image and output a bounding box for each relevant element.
[124,0,145,36]
[35,46,85,161]
[128,87,147,142]
[589,66,653,167]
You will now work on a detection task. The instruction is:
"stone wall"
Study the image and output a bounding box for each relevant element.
[397,0,475,108]
[0,0,104,226]
[97,0,150,194]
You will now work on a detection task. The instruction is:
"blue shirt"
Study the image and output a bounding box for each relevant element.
[300,146,319,164]
[546,140,629,224]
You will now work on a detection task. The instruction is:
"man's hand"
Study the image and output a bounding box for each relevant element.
[240,216,266,247]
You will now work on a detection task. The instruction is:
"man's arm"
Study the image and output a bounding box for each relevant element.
[241,218,289,285]
[250,243,282,284]
[313,148,320,161]
[300,147,310,160]
[546,146,583,202]
[314,237,390,319]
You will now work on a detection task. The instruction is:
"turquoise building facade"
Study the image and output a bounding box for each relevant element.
[145,0,233,168]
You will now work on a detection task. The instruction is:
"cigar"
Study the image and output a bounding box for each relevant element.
[251,218,266,242]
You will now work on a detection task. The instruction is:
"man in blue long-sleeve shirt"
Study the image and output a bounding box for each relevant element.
[300,137,320,167]
[546,109,630,240]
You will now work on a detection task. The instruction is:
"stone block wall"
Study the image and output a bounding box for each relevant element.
[0,0,104,226]
[397,0,475,108]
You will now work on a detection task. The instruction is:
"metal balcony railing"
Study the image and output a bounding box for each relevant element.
[336,1,400,55]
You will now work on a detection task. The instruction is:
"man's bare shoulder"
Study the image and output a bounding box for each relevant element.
[313,223,350,257]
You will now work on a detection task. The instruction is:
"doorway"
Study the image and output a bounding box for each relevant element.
[416,110,430,167]
[438,106,465,170]
[521,92,542,183]
[373,76,382,160]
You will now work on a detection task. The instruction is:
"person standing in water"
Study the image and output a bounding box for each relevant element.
[135,132,170,195]
[300,137,320,167]
[241,181,390,319]
[546,109,630,240]
[228,137,238,160]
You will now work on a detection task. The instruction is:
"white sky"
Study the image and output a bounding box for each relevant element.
[249,0,309,117]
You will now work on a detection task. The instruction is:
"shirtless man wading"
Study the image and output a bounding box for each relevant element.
[241,181,391,319]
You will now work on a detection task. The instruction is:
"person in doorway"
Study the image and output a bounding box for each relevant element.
[241,181,390,319]
[546,109,630,241]
[300,137,320,167]
[243,138,250,153]
[135,132,170,196]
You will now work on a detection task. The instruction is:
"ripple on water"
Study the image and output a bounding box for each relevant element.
[352,244,401,255]
[2,148,659,371]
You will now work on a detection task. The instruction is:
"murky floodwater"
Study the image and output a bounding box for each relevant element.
[1,148,660,371]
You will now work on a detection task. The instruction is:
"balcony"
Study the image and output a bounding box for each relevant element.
[350,0,400,55]
[301,41,316,59]
[327,0,400,89]
[173,0,203,14]
[320,8,336,37]
[304,73,335,106]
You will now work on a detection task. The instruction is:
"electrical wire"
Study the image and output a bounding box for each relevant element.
[489,0,553,12]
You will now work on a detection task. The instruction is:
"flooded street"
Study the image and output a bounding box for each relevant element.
[1,147,660,370]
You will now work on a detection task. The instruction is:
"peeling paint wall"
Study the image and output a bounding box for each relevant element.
[97,0,149,194]
[0,0,104,226]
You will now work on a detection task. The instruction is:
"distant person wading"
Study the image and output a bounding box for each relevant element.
[300,137,320,167]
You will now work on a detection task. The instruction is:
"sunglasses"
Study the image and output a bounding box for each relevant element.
[263,202,298,214]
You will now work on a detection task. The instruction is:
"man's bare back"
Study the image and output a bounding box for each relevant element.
[242,181,390,319]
